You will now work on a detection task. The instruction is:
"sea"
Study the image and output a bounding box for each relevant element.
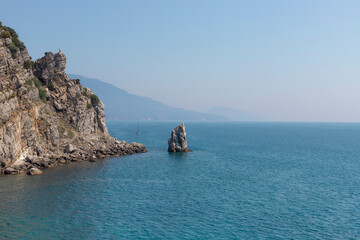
[1,122,360,239]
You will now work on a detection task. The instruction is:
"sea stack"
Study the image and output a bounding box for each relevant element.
[168,123,189,152]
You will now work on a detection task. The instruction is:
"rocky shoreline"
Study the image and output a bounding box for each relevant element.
[0,23,146,175]
[2,140,146,175]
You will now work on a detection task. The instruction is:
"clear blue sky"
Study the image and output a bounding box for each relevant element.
[2,0,360,121]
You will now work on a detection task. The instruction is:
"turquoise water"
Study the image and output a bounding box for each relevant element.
[1,122,360,239]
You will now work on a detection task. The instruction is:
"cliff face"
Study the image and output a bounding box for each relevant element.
[0,24,146,175]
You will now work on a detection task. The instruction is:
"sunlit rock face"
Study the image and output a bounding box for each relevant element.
[168,123,188,152]
[0,24,146,175]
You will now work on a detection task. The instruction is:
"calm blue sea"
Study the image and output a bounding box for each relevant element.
[1,122,360,239]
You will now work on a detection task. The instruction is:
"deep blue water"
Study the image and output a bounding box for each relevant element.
[1,122,360,239]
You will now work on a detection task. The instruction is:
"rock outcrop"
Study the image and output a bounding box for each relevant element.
[28,167,42,175]
[168,123,189,152]
[0,23,146,175]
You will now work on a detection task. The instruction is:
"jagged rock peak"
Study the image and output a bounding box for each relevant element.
[168,123,190,152]
[34,50,67,81]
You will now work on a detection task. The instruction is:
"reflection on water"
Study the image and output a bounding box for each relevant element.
[168,152,189,161]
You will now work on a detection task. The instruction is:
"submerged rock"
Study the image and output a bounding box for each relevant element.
[168,123,189,152]
[28,167,42,175]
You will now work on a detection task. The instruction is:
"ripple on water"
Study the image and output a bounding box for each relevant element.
[1,122,360,239]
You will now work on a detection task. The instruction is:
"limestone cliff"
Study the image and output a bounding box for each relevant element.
[0,23,146,175]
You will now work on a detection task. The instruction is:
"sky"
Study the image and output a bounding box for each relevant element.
[2,0,360,121]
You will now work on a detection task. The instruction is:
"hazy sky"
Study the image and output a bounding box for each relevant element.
[2,0,360,121]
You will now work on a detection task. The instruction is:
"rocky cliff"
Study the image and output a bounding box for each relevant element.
[0,23,146,175]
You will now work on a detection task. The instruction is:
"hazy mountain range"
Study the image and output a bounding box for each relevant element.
[69,74,263,121]
[208,107,264,121]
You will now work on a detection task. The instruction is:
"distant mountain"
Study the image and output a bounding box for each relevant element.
[69,74,228,121]
[208,107,264,121]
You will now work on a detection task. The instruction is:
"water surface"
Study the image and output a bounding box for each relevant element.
[1,122,360,239]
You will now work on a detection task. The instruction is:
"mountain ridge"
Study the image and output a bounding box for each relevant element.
[208,106,264,121]
[69,74,228,121]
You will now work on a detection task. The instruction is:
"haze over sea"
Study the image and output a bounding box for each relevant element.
[1,122,360,239]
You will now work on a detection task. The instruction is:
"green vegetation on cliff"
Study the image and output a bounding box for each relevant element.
[90,94,100,105]
[33,78,47,102]
[0,30,11,38]
[0,21,26,57]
